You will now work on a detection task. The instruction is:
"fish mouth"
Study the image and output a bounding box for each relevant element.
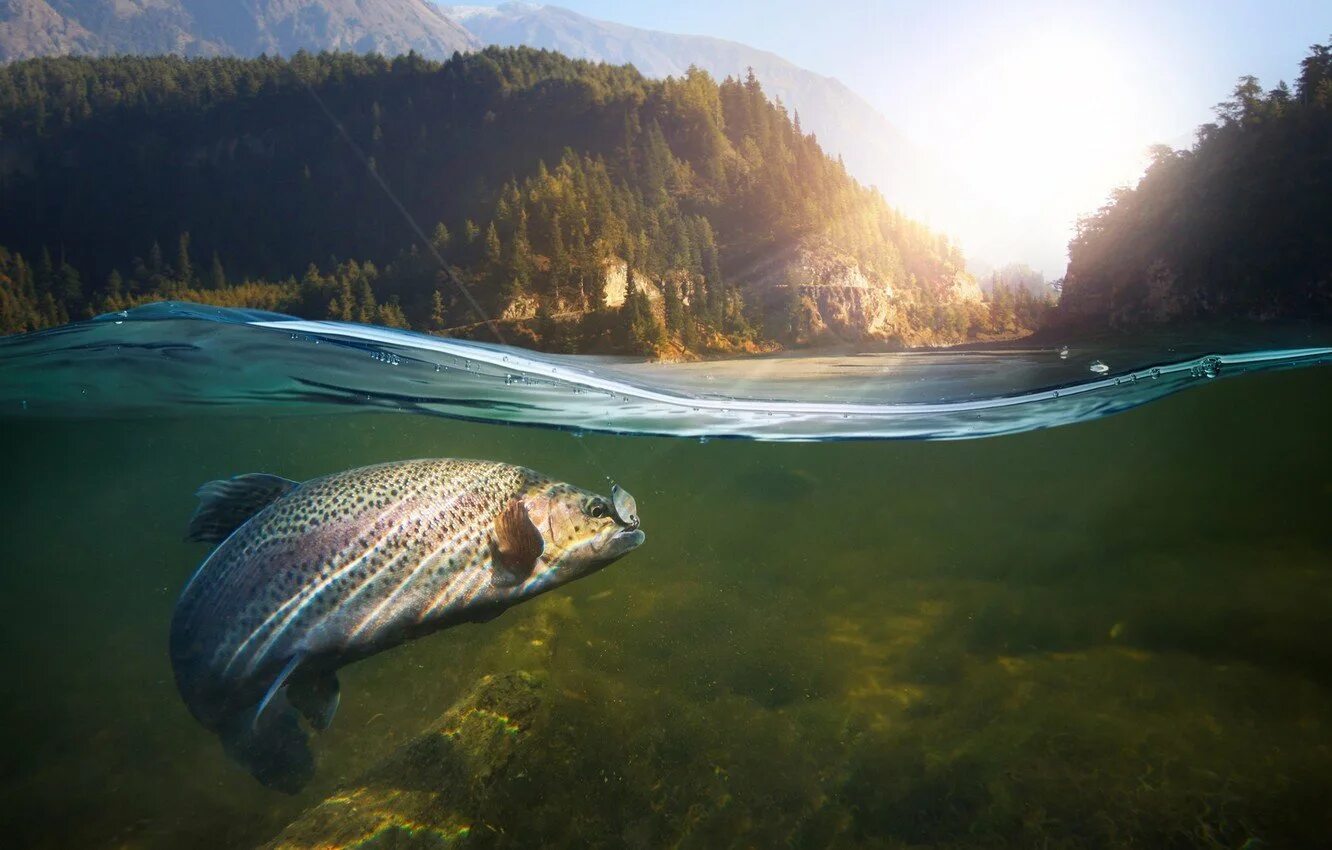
[600,527,645,558]
[614,528,645,547]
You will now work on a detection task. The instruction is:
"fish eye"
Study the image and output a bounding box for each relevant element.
[586,499,608,519]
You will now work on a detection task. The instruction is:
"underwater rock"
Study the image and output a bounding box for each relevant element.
[261,670,548,849]
[260,603,573,849]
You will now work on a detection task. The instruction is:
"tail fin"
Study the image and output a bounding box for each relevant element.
[218,703,315,794]
[187,473,297,544]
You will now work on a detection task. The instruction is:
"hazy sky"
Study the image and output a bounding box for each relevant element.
[456,1,1330,273]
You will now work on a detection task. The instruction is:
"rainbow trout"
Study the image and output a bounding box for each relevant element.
[169,458,644,792]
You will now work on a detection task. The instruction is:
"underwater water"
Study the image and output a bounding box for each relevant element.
[2,305,1332,849]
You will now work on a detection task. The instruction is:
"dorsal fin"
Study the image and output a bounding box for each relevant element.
[187,473,298,544]
[490,499,544,587]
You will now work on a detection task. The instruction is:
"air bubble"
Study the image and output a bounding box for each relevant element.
[1089,360,1109,374]
[1200,356,1221,378]
[1058,345,1069,359]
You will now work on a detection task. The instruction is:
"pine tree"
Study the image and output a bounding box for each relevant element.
[147,241,165,280]
[664,278,683,336]
[356,275,377,324]
[335,273,355,322]
[378,296,409,328]
[209,252,226,290]
[105,269,124,308]
[484,222,502,267]
[56,261,82,305]
[549,211,568,305]
[36,247,54,295]
[176,232,193,286]
[431,223,451,253]
[506,207,533,298]
[429,289,447,331]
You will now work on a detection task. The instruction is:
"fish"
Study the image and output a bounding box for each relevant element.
[168,458,645,793]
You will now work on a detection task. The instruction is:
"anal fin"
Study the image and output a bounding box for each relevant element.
[288,671,341,731]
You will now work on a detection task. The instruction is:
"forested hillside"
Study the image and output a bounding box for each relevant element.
[0,48,1025,353]
[1057,39,1332,328]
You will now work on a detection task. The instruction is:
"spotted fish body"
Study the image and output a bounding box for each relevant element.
[169,458,644,792]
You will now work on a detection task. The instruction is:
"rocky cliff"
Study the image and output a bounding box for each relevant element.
[739,237,986,348]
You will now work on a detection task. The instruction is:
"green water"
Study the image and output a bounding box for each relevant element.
[3,366,1331,849]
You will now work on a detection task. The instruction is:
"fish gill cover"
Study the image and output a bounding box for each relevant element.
[0,302,1328,440]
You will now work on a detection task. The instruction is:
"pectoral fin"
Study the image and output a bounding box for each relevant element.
[288,672,341,731]
[490,499,544,587]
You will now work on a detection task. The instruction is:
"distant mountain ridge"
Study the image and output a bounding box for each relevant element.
[0,0,477,62]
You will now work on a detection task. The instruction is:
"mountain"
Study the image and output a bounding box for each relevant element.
[1056,41,1332,329]
[0,0,477,62]
[446,4,973,249]
[0,49,1027,351]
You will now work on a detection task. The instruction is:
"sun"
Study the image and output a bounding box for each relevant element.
[938,23,1154,264]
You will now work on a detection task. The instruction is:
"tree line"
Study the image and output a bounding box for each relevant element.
[1057,38,1332,327]
[0,48,1025,351]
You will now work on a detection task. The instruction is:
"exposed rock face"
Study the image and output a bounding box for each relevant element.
[1,0,101,61]
[0,0,478,62]
[498,293,537,321]
[600,259,629,308]
[743,238,892,345]
[781,285,907,344]
[598,258,662,313]
[947,273,984,304]
[739,238,986,347]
